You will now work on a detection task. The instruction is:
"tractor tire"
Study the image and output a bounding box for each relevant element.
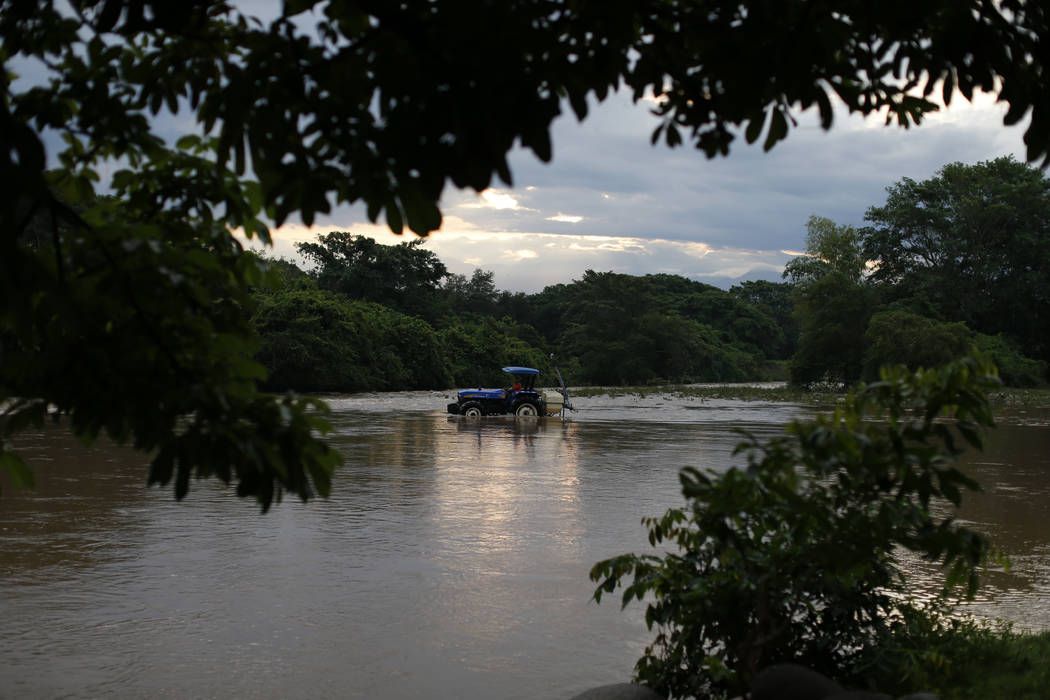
[460,402,484,417]
[514,401,539,417]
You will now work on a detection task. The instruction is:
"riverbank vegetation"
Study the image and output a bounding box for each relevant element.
[249,158,1050,394]
[589,355,1047,699]
[569,384,1050,413]
[865,608,1050,699]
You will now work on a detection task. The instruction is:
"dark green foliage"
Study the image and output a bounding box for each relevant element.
[790,271,875,385]
[245,249,786,391]
[973,334,1048,387]
[863,311,972,380]
[863,158,1050,364]
[562,312,757,385]
[440,269,501,318]
[790,164,1050,388]
[787,217,874,386]
[254,253,313,289]
[860,604,1050,699]
[591,353,1000,698]
[729,280,798,359]
[253,288,451,392]
[437,317,551,388]
[297,233,449,323]
[0,183,340,510]
[543,271,776,385]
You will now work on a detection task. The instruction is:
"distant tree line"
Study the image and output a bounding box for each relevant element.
[251,157,1049,392]
[250,234,790,392]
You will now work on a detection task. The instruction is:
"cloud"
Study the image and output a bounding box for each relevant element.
[465,189,532,211]
[265,86,1029,293]
[503,248,539,261]
[261,220,795,293]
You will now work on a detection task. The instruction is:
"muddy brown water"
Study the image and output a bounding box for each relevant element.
[2,391,1048,699]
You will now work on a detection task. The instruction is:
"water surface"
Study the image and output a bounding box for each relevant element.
[1,391,1047,698]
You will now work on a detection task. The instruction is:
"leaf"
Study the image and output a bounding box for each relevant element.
[96,0,122,31]
[815,86,834,129]
[385,200,404,234]
[665,123,681,147]
[285,0,320,17]
[744,112,765,144]
[529,126,552,163]
[1,451,35,488]
[763,109,788,151]
[941,69,955,107]
[650,123,665,145]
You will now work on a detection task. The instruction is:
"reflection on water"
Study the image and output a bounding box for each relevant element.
[935,424,1050,629]
[1,392,1048,698]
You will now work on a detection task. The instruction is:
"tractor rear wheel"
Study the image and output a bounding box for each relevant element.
[514,401,539,417]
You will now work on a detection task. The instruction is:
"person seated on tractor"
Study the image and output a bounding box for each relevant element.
[511,380,523,393]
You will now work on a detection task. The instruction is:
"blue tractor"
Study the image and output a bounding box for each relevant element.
[447,366,569,417]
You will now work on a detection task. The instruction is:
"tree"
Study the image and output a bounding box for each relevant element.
[439,268,500,318]
[548,271,765,384]
[862,158,1050,366]
[786,217,874,385]
[5,1,1050,504]
[296,233,449,322]
[730,280,799,360]
[437,317,550,388]
[252,287,452,392]
[785,215,867,285]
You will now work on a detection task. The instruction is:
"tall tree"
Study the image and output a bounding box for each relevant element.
[296,233,448,322]
[787,217,874,385]
[5,1,1050,503]
[862,158,1050,363]
[440,268,500,318]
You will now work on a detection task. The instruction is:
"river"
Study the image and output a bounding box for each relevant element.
[1,391,1048,699]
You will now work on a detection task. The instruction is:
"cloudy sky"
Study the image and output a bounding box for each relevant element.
[262,88,1030,293]
[17,0,1029,294]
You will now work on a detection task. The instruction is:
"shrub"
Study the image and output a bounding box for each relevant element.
[862,310,971,380]
[590,352,1001,698]
[973,333,1047,387]
[860,601,1050,699]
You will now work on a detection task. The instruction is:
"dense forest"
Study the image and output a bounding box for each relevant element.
[252,158,1049,392]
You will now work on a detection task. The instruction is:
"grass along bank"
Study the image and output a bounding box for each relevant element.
[862,610,1050,699]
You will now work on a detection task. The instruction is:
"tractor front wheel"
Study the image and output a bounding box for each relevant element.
[460,402,484,417]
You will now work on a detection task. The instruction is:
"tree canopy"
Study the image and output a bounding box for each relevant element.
[4,1,1050,505]
[785,158,1050,386]
[862,157,1050,362]
[296,232,449,322]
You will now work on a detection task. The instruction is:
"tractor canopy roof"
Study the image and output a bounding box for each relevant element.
[502,367,539,375]
[503,366,539,391]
